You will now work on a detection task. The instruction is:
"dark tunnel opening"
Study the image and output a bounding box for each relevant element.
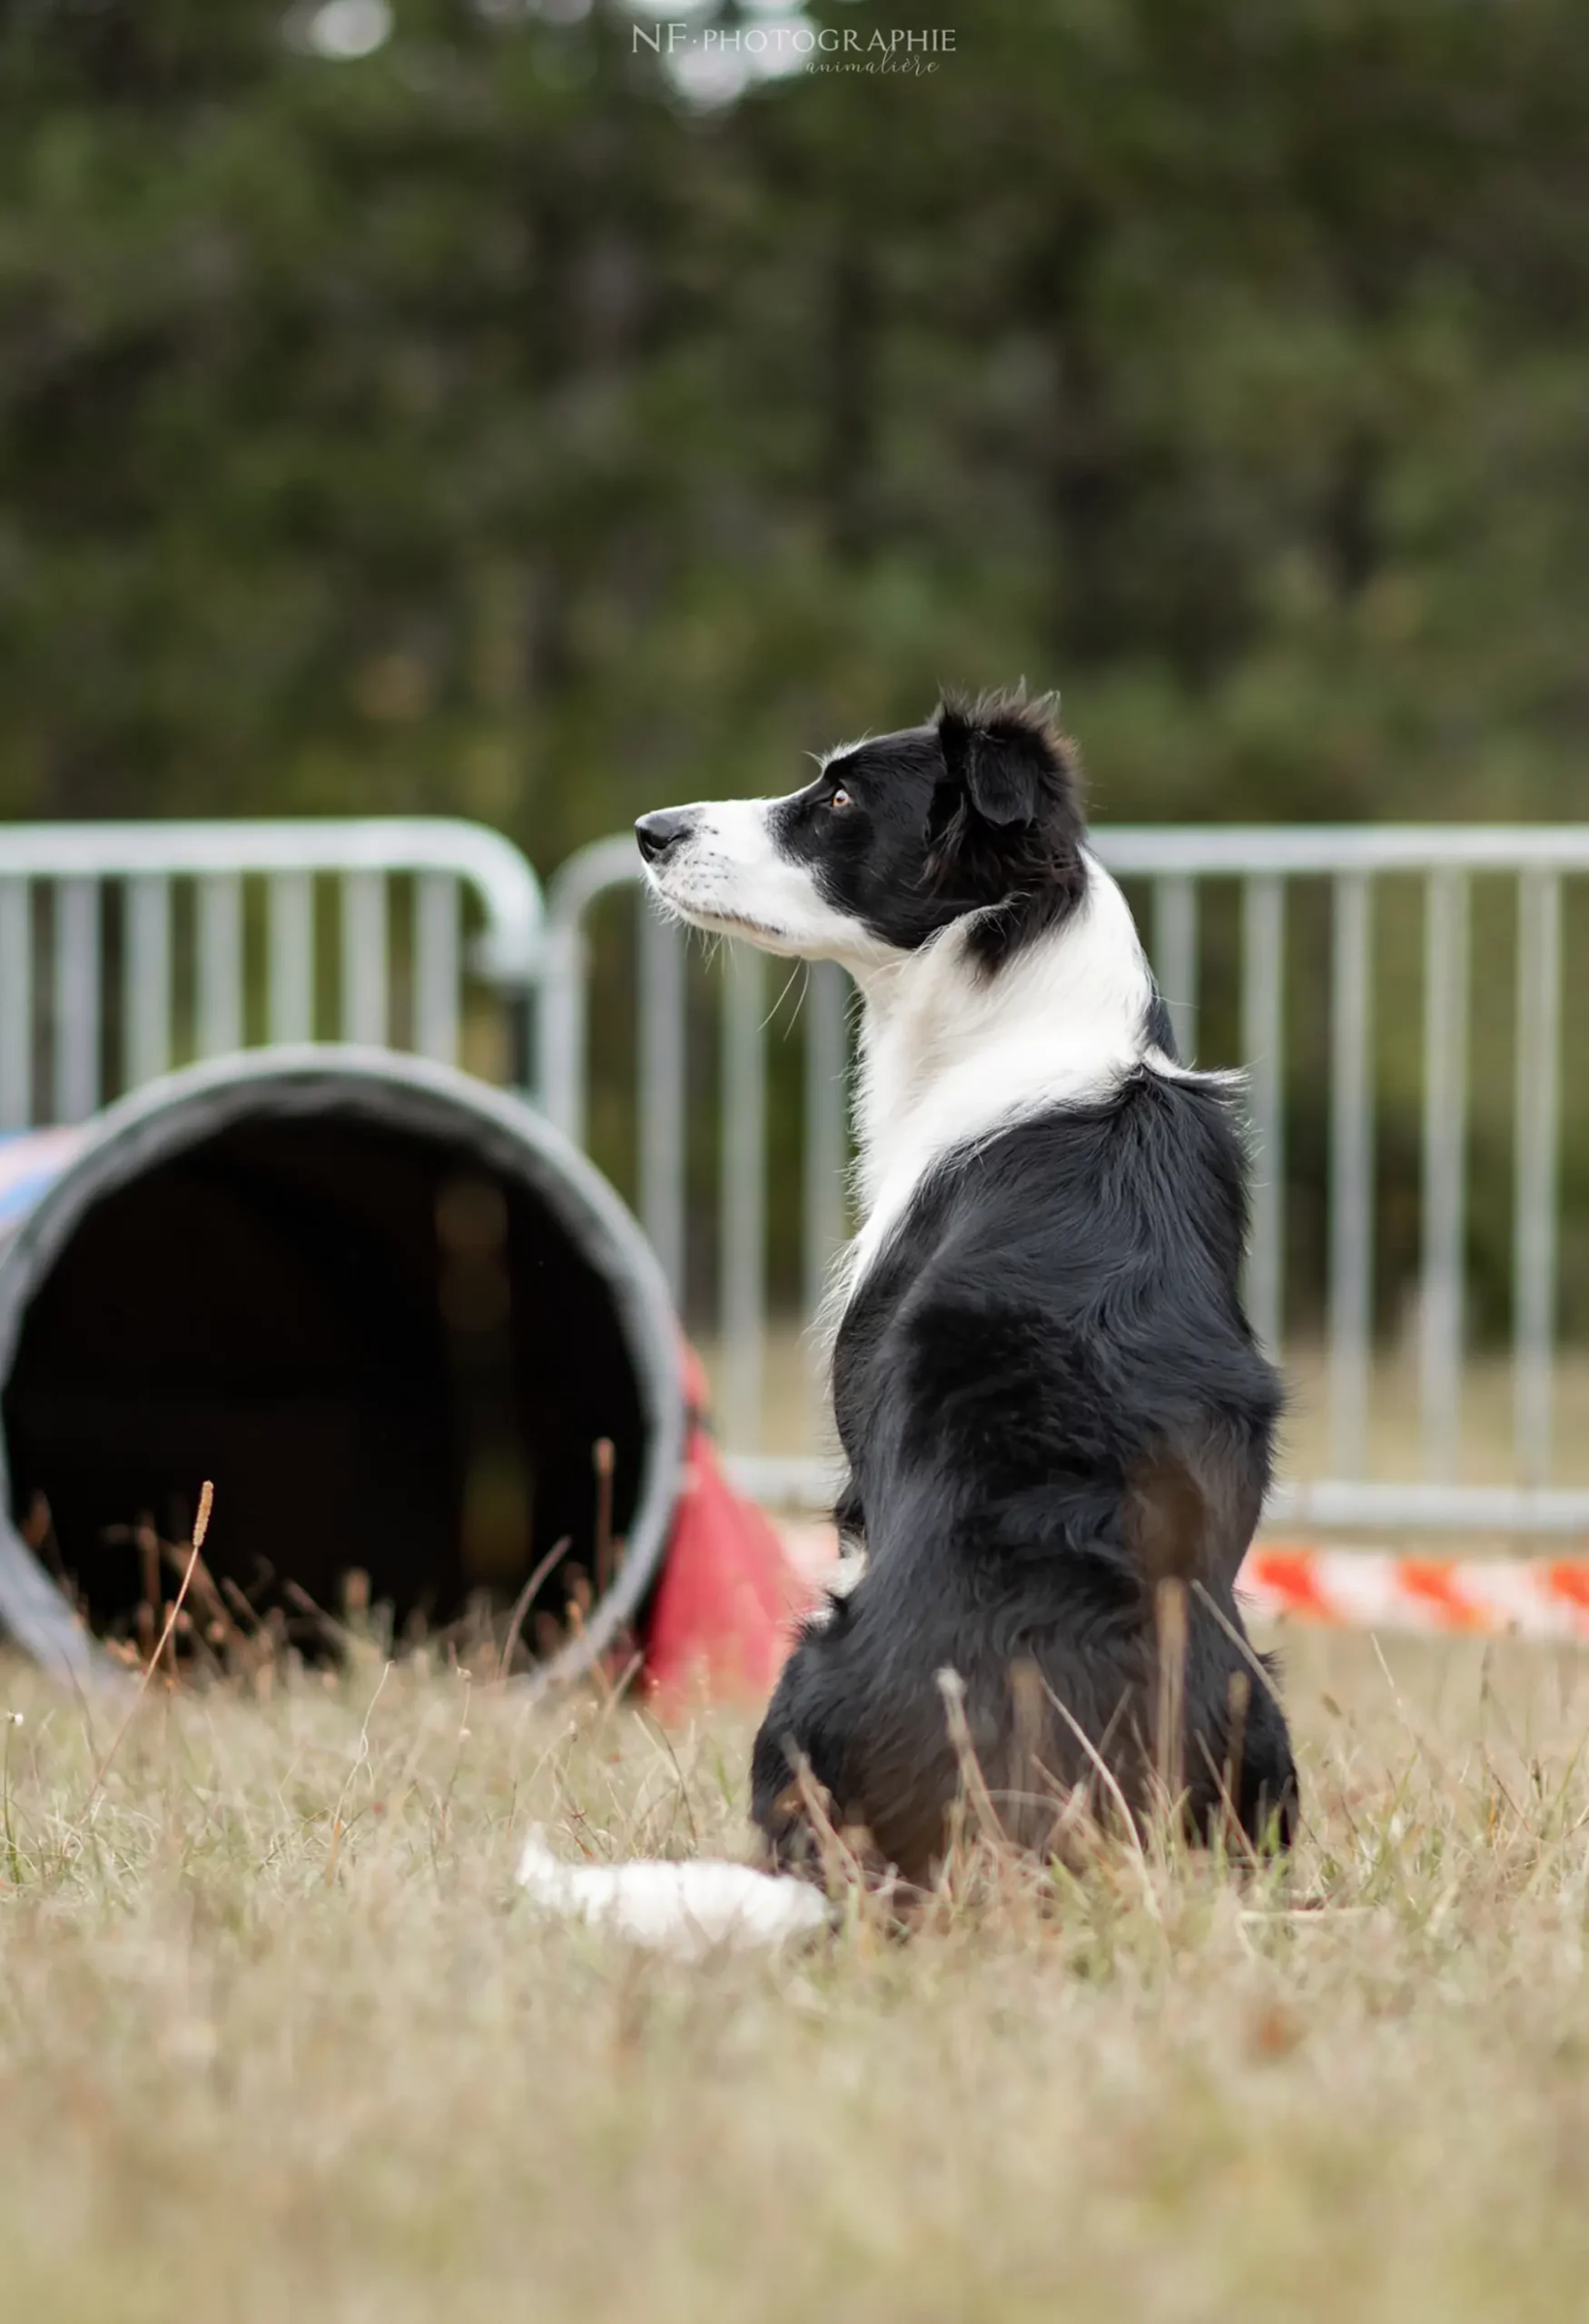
[0,1068,682,1677]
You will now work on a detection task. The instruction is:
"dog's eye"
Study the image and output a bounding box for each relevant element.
[829,787,853,812]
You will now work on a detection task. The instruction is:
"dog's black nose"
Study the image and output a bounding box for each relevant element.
[635,809,696,865]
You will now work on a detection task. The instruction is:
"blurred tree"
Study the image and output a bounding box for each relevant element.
[0,0,1584,853]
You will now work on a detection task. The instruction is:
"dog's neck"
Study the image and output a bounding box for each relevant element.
[844,854,1161,1285]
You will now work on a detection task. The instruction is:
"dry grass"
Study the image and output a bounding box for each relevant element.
[5,1629,1589,2322]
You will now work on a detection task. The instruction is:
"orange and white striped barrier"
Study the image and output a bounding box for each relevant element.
[1242,1544,1589,1641]
[779,1523,1589,1645]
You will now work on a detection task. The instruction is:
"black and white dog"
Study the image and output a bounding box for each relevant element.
[637,690,1297,1883]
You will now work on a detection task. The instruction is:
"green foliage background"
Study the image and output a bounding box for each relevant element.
[1,0,1585,1333]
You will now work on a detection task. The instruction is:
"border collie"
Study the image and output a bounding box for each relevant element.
[636,690,1297,1883]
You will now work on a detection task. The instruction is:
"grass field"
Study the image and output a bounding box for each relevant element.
[5,1628,1589,2323]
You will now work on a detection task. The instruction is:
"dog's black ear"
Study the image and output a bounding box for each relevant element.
[934,689,1065,828]
[923,689,1086,969]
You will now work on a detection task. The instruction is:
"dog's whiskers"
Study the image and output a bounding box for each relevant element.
[765,960,809,1035]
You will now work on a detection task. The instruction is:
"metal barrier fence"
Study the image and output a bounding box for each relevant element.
[5,814,1584,1535]
[543,826,1589,1534]
[0,820,542,1126]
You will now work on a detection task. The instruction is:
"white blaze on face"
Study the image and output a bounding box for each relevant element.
[640,796,892,968]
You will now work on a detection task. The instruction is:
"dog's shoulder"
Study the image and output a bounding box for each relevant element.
[847,1065,1247,1303]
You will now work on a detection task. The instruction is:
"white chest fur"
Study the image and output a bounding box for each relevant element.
[844,855,1162,1290]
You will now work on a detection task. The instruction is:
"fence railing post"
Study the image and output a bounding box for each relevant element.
[639,908,686,1305]
[1241,872,1286,1356]
[413,872,459,1067]
[1152,872,1199,1060]
[340,871,388,1048]
[1514,868,1562,1491]
[1327,872,1374,1482]
[125,874,173,1087]
[1420,866,1470,1480]
[718,945,766,1453]
[0,881,32,1131]
[53,878,101,1122]
[198,873,243,1060]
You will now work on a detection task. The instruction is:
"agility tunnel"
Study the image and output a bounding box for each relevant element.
[0,1049,799,1694]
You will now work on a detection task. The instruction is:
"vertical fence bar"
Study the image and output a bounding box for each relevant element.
[198,874,243,1059]
[804,960,849,1324]
[340,871,388,1047]
[1420,867,1470,1481]
[639,906,686,1305]
[268,872,315,1045]
[1328,872,1374,1479]
[1152,872,1199,1060]
[0,881,32,1130]
[1514,869,1562,1491]
[53,877,101,1123]
[539,921,585,1146]
[1240,873,1286,1354]
[718,943,765,1452]
[124,874,173,1089]
[413,873,459,1066]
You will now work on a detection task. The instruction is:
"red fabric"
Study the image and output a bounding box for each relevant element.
[643,1354,817,1710]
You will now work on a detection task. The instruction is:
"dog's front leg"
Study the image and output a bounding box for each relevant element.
[750,1624,858,1876]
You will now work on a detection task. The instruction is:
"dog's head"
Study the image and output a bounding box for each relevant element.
[635,689,1087,973]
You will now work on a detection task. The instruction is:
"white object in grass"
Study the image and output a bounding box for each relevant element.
[517,1831,829,1956]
